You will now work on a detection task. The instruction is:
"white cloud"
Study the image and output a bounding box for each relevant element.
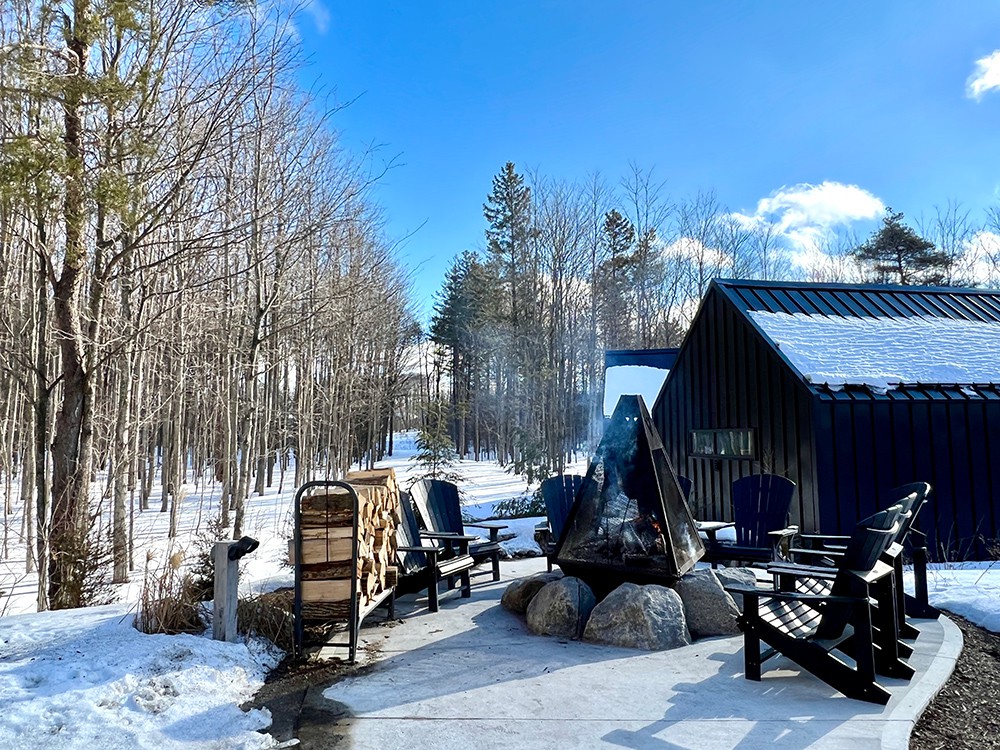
[740,181,884,271]
[302,0,331,35]
[961,230,1000,285]
[661,236,731,269]
[967,50,1000,101]
[754,182,884,236]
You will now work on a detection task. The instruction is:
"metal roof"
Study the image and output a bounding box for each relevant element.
[604,348,679,369]
[714,278,1000,323]
[709,279,1000,399]
[815,383,1000,402]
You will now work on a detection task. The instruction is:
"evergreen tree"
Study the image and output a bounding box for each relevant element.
[430,251,493,457]
[483,162,534,328]
[482,163,543,469]
[413,399,463,484]
[853,210,953,285]
[596,209,637,349]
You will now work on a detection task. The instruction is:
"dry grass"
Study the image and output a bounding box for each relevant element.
[237,589,295,652]
[133,549,205,635]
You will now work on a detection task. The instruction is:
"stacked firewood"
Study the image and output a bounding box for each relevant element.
[291,468,400,620]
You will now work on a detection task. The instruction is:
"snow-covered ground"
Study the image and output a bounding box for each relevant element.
[0,431,998,749]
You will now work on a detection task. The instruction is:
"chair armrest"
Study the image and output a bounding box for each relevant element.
[420,531,478,542]
[724,583,863,605]
[466,521,507,542]
[417,531,473,555]
[767,526,798,540]
[768,525,799,562]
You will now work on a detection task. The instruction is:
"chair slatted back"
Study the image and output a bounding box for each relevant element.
[395,490,427,576]
[815,505,903,639]
[732,474,795,547]
[540,475,583,541]
[411,478,464,534]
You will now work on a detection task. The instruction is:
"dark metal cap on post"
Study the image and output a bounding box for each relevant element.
[228,536,260,561]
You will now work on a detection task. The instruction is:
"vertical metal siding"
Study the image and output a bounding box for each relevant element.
[654,288,819,532]
[655,280,1000,554]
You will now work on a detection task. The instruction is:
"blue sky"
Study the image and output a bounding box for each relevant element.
[291,2,1000,318]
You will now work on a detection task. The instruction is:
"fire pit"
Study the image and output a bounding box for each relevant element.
[555,395,704,595]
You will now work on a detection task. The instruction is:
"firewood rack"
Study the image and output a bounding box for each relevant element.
[292,479,395,662]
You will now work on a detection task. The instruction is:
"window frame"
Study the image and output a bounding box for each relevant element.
[689,428,755,460]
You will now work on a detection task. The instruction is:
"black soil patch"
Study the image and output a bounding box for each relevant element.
[911,615,1000,749]
[244,613,403,747]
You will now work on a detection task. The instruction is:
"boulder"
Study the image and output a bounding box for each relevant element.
[525,577,595,638]
[713,567,759,614]
[583,583,691,650]
[674,569,741,638]
[501,571,564,614]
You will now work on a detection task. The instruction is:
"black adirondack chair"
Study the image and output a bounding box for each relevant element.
[702,474,797,567]
[724,505,910,705]
[790,482,939,636]
[535,474,584,571]
[395,491,476,613]
[410,478,507,581]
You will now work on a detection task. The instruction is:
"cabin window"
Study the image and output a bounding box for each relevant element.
[690,428,754,459]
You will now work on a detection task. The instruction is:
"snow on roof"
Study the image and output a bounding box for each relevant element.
[603,365,669,416]
[750,311,1000,389]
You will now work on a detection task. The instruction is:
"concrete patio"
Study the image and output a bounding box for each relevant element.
[295,557,961,750]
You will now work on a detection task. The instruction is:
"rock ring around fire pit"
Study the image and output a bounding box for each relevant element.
[502,567,754,650]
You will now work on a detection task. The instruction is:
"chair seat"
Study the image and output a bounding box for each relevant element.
[438,554,476,578]
[759,597,823,639]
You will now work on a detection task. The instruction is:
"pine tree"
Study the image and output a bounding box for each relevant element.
[596,209,637,348]
[483,162,533,329]
[430,251,492,457]
[413,399,463,484]
[482,163,541,468]
[853,210,953,285]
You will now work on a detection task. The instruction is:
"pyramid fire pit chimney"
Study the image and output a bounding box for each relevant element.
[555,395,704,595]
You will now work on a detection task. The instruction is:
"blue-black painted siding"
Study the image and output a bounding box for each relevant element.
[652,287,820,532]
[652,279,1000,559]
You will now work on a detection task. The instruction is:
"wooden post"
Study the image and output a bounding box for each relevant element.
[213,540,239,642]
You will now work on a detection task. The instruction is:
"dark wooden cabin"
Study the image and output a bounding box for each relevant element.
[652,278,1000,558]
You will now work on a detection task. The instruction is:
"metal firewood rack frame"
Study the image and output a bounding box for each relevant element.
[293,479,395,662]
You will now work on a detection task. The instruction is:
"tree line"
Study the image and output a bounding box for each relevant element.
[0,1,415,610]
[427,163,1000,483]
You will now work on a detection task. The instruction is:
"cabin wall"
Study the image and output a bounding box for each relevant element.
[653,289,821,531]
[815,394,1000,559]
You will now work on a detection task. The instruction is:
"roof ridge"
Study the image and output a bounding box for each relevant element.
[713,278,1000,296]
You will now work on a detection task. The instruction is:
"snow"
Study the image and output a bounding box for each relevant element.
[750,311,1000,389]
[909,561,1000,632]
[603,364,669,416]
[1,429,999,748]
[0,604,280,750]
[0,431,588,749]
